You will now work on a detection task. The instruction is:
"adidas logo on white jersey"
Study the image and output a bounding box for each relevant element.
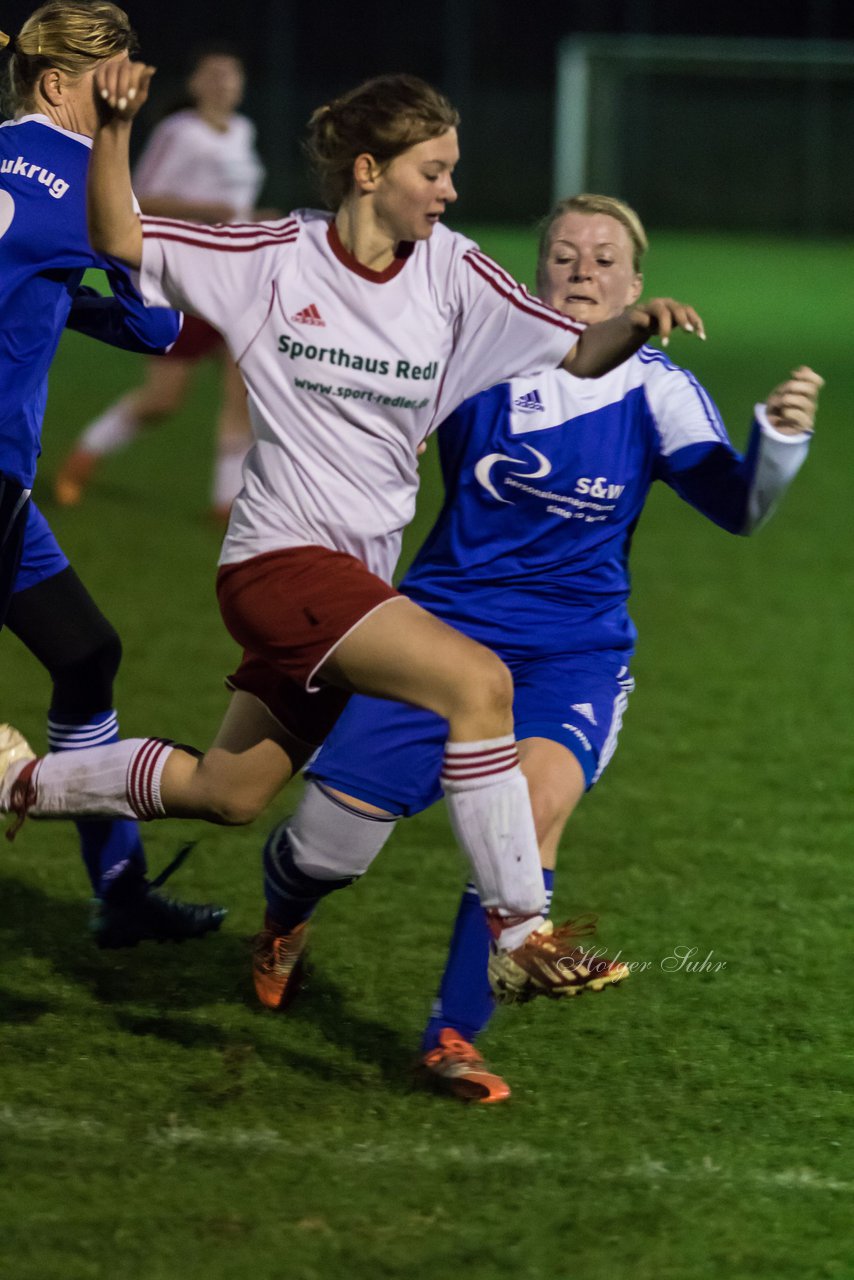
[570,703,598,725]
[292,303,325,326]
[514,389,544,413]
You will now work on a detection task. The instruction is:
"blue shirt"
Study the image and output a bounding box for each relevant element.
[402,349,809,659]
[0,115,180,487]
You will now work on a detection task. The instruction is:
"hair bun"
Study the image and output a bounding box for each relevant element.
[0,30,12,50]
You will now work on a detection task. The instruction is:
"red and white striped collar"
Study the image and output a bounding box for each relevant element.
[326,219,413,284]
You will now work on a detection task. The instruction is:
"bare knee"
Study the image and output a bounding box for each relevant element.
[160,750,273,825]
[474,652,514,714]
[203,749,295,823]
[443,649,514,738]
[204,794,266,826]
[194,770,275,826]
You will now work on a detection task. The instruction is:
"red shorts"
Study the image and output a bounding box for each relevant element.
[216,545,402,746]
[169,314,224,361]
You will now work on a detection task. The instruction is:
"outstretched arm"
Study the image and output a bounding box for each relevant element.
[563,298,706,378]
[663,366,822,535]
[87,58,158,268]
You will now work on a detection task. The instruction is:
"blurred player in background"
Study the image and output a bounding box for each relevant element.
[0,2,224,946]
[1,72,705,1010]
[54,44,268,520]
[298,194,822,1101]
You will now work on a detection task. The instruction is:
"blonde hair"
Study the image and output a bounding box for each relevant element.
[536,194,648,292]
[306,73,460,210]
[2,1,136,115]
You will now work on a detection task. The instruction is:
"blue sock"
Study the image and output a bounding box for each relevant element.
[48,709,147,896]
[262,819,356,932]
[421,868,555,1053]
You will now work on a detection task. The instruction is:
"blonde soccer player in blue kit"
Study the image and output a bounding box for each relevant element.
[291,194,822,1101]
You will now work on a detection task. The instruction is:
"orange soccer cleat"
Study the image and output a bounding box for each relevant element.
[417,1028,511,1104]
[251,918,310,1011]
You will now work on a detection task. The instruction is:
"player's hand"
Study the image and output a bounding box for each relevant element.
[627,298,706,347]
[765,366,824,435]
[94,56,156,123]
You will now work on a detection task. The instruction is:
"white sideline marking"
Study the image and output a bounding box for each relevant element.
[625,1153,852,1194]
[0,1107,850,1192]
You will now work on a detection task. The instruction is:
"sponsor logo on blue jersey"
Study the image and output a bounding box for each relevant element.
[474,443,551,503]
[473,445,626,527]
[575,476,626,499]
[513,388,544,413]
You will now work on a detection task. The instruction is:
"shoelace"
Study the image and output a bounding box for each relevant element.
[5,760,38,842]
[548,915,624,980]
[148,841,197,890]
[546,913,599,945]
[434,1036,483,1065]
[257,925,305,972]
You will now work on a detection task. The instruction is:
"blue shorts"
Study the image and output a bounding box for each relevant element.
[308,651,635,817]
[13,501,69,595]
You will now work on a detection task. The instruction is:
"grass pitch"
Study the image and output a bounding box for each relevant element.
[1,229,852,1280]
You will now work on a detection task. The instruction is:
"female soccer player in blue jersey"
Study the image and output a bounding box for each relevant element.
[288,194,822,1102]
[0,2,224,945]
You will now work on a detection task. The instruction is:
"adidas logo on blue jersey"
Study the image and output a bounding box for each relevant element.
[514,389,544,413]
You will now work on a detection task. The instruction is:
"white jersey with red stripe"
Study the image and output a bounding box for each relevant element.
[133,110,265,220]
[137,209,583,579]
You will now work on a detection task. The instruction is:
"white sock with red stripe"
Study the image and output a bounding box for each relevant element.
[1,738,172,821]
[440,735,546,950]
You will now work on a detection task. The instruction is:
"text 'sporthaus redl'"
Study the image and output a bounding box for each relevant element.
[278,334,439,382]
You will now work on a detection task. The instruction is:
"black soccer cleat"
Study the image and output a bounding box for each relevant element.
[90,843,227,949]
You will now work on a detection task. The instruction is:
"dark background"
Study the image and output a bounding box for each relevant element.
[4,0,854,228]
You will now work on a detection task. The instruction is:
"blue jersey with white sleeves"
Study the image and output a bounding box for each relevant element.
[0,115,180,488]
[402,347,810,659]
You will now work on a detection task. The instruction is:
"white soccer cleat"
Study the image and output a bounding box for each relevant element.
[0,724,35,809]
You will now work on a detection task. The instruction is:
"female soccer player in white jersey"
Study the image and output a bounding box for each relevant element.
[284,195,821,1101]
[0,2,224,946]
[0,67,707,1008]
[54,44,267,519]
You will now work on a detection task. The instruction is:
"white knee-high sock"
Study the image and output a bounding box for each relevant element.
[440,735,546,948]
[78,400,140,456]
[1,738,172,820]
